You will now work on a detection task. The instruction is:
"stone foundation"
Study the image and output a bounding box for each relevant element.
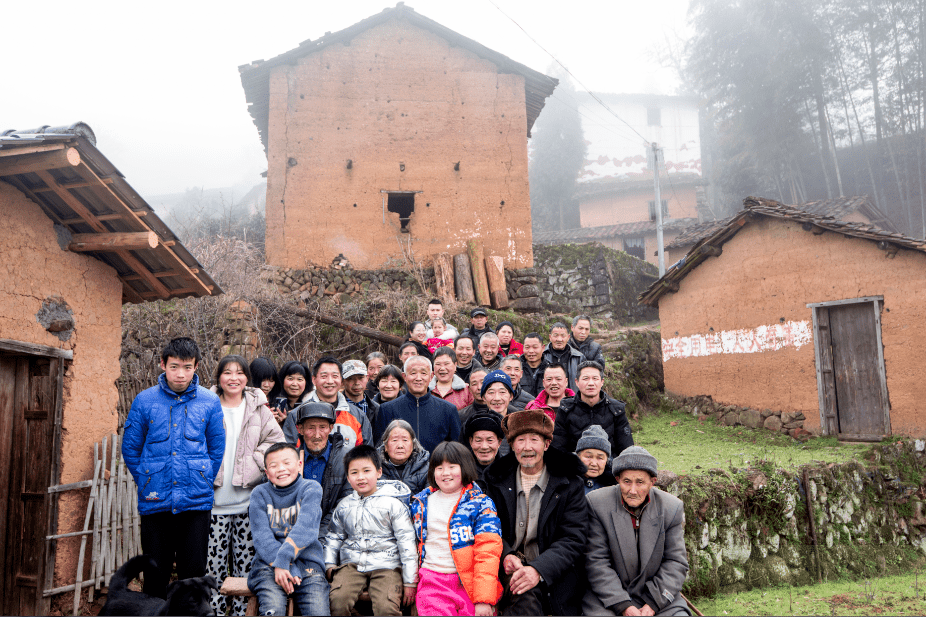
[667,439,926,597]
[680,394,811,440]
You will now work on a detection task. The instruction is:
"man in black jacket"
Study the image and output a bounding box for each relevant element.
[569,315,605,366]
[375,355,461,453]
[462,307,494,340]
[484,409,589,616]
[542,322,585,392]
[519,333,548,397]
[294,402,352,536]
[552,361,634,457]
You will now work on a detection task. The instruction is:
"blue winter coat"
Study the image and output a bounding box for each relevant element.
[122,373,225,515]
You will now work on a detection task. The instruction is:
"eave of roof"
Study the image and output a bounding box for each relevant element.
[665,195,898,250]
[639,196,926,307]
[533,217,699,244]
[0,124,222,304]
[238,3,557,153]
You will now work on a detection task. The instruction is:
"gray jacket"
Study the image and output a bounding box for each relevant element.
[582,487,689,616]
[323,479,418,586]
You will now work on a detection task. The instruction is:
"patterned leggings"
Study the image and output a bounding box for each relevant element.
[207,513,256,616]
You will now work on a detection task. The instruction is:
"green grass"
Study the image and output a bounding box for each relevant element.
[634,408,870,475]
[694,571,926,615]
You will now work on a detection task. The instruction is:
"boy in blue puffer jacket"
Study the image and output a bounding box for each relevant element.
[122,337,225,596]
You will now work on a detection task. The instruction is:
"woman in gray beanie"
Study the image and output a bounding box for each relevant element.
[575,425,616,494]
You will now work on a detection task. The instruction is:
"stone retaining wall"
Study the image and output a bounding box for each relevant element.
[666,439,926,597]
[532,242,659,323]
[681,394,812,440]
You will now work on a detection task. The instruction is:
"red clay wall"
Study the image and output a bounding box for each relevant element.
[579,185,698,227]
[0,182,122,588]
[657,216,926,437]
[264,17,533,270]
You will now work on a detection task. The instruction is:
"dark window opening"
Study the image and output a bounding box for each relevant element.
[387,193,415,233]
[648,199,669,221]
[647,106,661,126]
[623,236,646,261]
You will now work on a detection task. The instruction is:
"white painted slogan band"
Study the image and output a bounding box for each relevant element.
[662,320,812,361]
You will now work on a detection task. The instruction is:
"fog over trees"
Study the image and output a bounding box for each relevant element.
[683,0,926,236]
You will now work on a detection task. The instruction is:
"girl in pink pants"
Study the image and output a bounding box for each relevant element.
[410,442,503,616]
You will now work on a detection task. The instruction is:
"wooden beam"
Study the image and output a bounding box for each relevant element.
[0,147,80,176]
[33,169,172,298]
[68,232,158,252]
[699,244,722,257]
[467,241,490,306]
[432,253,455,304]
[453,253,476,303]
[121,283,145,305]
[33,177,114,193]
[0,338,73,360]
[121,269,198,282]
[661,280,680,292]
[59,212,124,225]
[0,143,67,158]
[34,170,108,232]
[484,255,509,309]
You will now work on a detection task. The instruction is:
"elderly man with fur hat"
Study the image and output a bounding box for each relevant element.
[483,409,588,616]
[582,446,690,616]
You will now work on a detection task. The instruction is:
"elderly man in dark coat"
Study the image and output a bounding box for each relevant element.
[583,446,690,616]
[484,409,588,616]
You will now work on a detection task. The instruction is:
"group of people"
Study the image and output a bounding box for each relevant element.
[122,299,689,616]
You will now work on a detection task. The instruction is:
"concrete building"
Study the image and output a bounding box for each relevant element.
[640,197,926,439]
[0,123,219,614]
[534,93,707,265]
[239,3,556,270]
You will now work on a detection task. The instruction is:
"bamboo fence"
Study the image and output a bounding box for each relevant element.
[44,434,142,616]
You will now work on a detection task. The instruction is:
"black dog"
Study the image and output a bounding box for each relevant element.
[99,555,218,616]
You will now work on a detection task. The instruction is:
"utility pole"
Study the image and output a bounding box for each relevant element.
[650,142,665,276]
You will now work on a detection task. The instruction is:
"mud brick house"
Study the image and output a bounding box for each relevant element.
[239,2,556,270]
[0,123,219,614]
[640,197,926,440]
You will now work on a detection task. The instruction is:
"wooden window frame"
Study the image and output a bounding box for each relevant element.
[807,296,891,439]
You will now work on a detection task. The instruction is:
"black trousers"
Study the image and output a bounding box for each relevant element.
[140,509,211,597]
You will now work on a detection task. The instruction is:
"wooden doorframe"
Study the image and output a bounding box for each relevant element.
[808,296,891,438]
[0,338,69,614]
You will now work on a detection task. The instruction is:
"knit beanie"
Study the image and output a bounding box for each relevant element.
[575,425,611,457]
[480,369,514,397]
[463,409,505,441]
[503,408,554,442]
[611,445,658,478]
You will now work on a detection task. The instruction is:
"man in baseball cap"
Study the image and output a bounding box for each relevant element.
[463,307,494,341]
[341,359,379,426]
[482,409,589,615]
[582,446,690,616]
[294,401,351,537]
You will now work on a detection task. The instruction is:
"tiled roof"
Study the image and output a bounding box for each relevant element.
[533,218,699,245]
[239,3,557,152]
[0,124,221,303]
[639,197,926,306]
[666,195,896,249]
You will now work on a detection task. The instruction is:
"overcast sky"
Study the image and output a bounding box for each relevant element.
[2,0,690,199]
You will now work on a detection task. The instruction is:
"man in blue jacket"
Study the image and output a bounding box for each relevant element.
[122,337,225,596]
[374,355,461,453]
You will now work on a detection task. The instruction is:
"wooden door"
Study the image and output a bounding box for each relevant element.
[812,299,890,439]
[0,353,59,616]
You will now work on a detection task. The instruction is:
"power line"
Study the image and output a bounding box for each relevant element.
[485,0,650,144]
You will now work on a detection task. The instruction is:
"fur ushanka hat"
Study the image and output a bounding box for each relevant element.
[502,408,554,442]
